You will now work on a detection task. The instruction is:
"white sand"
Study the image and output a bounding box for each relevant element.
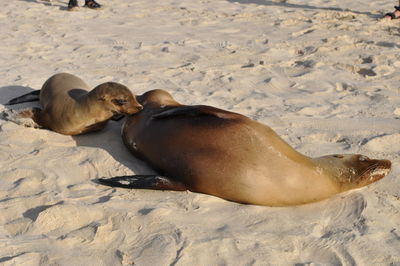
[1,0,399,265]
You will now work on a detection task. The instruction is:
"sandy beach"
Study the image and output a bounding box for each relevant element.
[0,0,399,265]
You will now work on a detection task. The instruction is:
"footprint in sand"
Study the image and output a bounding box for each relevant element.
[323,193,367,237]
[111,40,130,52]
[357,68,377,77]
[130,229,188,265]
[284,60,316,77]
[362,134,400,153]
[296,46,318,56]
[292,27,315,37]
[4,217,32,236]
[31,204,103,236]
[361,56,373,64]
[288,193,365,264]
[375,41,400,48]
[373,65,395,77]
[0,252,44,265]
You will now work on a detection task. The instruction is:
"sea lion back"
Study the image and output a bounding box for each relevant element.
[40,73,91,109]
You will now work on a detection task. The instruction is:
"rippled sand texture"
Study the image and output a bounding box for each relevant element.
[0,0,399,265]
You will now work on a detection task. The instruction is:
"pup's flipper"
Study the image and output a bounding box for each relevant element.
[6,90,40,105]
[97,175,187,191]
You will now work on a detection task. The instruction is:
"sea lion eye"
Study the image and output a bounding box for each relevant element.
[112,99,127,106]
[333,155,344,158]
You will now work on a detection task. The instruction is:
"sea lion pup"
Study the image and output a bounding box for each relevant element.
[5,73,143,135]
[98,90,392,206]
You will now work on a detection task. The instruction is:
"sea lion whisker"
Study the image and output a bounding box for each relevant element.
[355,161,391,184]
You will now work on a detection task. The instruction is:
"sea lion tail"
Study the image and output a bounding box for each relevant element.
[6,90,40,105]
[97,175,187,191]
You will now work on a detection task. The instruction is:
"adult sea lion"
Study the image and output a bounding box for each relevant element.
[98,90,392,206]
[5,73,143,135]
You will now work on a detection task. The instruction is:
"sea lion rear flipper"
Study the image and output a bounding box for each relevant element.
[152,105,238,120]
[6,90,40,105]
[97,175,188,191]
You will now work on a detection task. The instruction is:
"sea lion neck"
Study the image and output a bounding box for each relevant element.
[78,88,105,108]
[77,85,115,118]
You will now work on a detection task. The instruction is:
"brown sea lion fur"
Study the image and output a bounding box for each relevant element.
[100,90,392,206]
[9,73,143,135]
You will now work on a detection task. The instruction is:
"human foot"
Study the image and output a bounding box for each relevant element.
[384,6,400,19]
[67,0,79,11]
[84,0,102,9]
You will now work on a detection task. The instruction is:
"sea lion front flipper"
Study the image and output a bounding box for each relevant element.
[152,105,238,120]
[97,175,188,191]
[6,90,40,105]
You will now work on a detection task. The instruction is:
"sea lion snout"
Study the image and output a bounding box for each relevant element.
[125,102,143,114]
[363,158,391,183]
[111,102,143,115]
[315,154,392,190]
[349,155,392,186]
[107,92,143,115]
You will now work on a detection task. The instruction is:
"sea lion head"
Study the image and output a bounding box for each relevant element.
[94,82,143,115]
[136,89,179,107]
[314,154,392,190]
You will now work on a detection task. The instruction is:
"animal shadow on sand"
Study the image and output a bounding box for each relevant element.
[227,0,378,18]
[72,120,156,178]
